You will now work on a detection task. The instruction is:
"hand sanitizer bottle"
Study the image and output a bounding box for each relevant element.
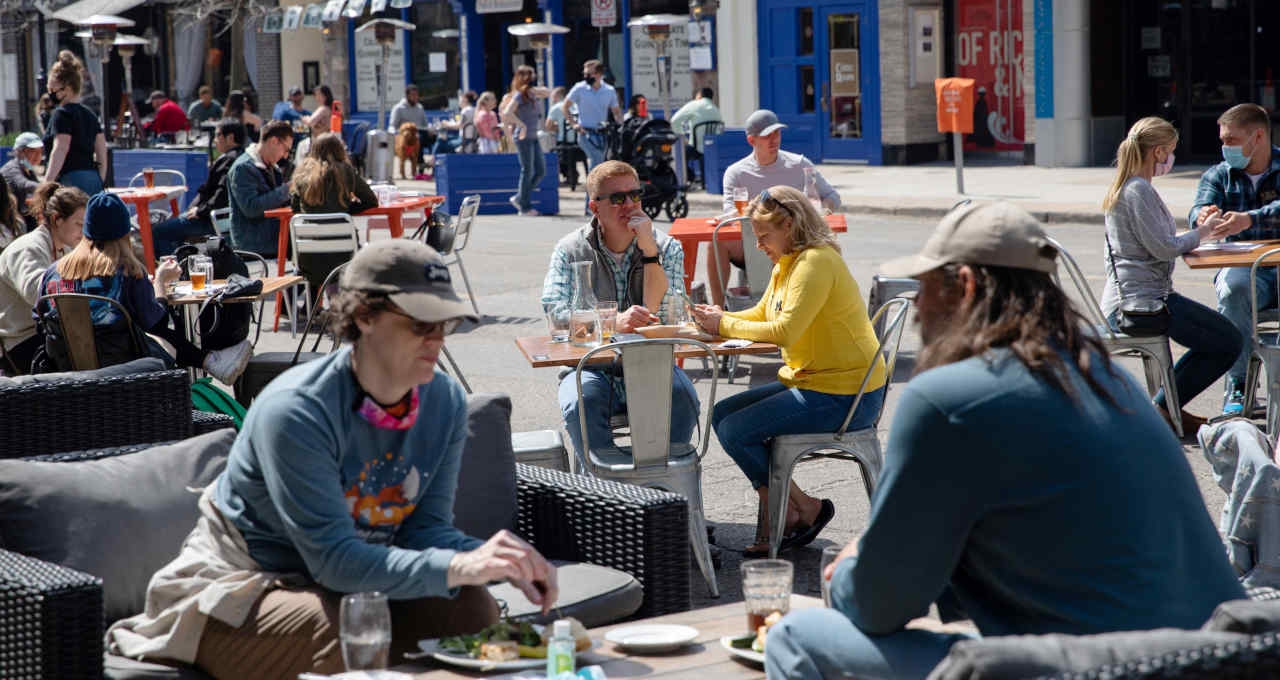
[546,619,576,678]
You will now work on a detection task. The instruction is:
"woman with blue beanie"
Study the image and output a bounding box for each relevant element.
[34,192,253,382]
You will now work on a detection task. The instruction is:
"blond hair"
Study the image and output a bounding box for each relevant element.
[1102,117,1178,215]
[747,185,840,254]
[292,133,353,210]
[586,160,638,200]
[57,235,146,280]
[50,50,84,95]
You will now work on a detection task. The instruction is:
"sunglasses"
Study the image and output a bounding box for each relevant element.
[385,308,460,337]
[757,188,796,218]
[594,189,644,206]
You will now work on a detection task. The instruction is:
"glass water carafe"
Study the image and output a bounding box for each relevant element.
[570,261,601,347]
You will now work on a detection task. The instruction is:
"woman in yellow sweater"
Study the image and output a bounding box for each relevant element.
[692,186,886,556]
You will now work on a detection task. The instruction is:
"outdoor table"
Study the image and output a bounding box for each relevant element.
[667,213,849,292]
[1182,240,1280,269]
[164,275,303,377]
[515,334,779,368]
[108,186,187,274]
[397,594,824,678]
[264,196,445,331]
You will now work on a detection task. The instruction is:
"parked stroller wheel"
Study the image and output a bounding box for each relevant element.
[665,194,689,221]
[642,201,662,220]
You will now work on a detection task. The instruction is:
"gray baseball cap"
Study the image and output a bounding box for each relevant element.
[288,86,304,96]
[880,201,1058,278]
[340,240,478,325]
[13,132,42,150]
[745,109,787,137]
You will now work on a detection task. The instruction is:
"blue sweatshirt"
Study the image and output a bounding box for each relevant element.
[214,347,483,599]
[832,349,1244,637]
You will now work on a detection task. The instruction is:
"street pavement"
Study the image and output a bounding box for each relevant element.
[250,206,1233,610]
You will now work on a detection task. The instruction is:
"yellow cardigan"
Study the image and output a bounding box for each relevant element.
[718,245,887,395]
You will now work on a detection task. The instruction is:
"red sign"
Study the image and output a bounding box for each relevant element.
[935,78,975,133]
[955,0,1025,151]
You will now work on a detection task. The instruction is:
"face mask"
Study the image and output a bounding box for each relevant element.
[356,389,419,430]
[48,90,60,105]
[1154,151,1175,177]
[1222,133,1257,170]
[18,158,33,172]
[585,75,596,86]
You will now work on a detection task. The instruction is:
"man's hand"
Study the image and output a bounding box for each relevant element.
[617,305,659,332]
[822,539,860,581]
[690,304,723,335]
[447,530,559,614]
[1196,205,1223,226]
[183,205,199,220]
[1217,211,1254,237]
[627,213,658,254]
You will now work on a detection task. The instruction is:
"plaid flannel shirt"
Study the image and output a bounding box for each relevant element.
[1189,148,1280,241]
[540,226,685,321]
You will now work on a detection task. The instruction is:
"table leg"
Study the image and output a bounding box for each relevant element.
[136,201,157,274]
[389,212,404,238]
[169,198,180,217]
[677,236,698,293]
[274,214,291,332]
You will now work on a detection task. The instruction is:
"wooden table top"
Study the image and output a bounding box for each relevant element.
[515,334,779,368]
[1182,240,1280,269]
[668,214,848,242]
[396,595,823,678]
[165,275,302,305]
[108,185,187,202]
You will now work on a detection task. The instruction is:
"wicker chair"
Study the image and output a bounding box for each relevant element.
[0,369,233,459]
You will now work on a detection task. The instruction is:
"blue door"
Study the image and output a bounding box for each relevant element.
[757,1,881,164]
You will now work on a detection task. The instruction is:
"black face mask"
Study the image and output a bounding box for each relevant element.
[584,75,596,86]
[48,89,61,105]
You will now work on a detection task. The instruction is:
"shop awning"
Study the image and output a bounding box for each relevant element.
[47,0,147,24]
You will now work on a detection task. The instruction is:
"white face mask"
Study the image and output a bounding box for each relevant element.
[1154,151,1175,177]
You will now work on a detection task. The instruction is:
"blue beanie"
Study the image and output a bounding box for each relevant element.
[83,192,132,242]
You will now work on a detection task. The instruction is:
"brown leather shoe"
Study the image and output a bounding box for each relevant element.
[1158,406,1207,435]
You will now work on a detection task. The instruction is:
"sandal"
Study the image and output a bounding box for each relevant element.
[787,499,835,550]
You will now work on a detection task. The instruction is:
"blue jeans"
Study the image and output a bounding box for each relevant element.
[712,382,886,489]
[558,366,700,464]
[1216,266,1277,384]
[577,130,607,170]
[1108,292,1240,408]
[515,138,545,211]
[151,216,214,257]
[59,168,103,195]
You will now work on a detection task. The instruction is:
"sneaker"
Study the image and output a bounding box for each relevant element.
[203,339,253,384]
[1223,380,1246,416]
[521,208,541,217]
[509,195,522,212]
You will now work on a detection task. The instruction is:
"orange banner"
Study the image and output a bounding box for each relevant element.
[935,78,975,134]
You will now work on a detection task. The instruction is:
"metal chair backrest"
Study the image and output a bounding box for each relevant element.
[460,123,479,153]
[1249,247,1280,340]
[453,195,481,254]
[713,216,774,299]
[289,213,360,257]
[129,169,187,189]
[839,297,911,435]
[575,338,718,468]
[34,293,143,371]
[1045,236,1115,340]
[689,120,724,150]
[211,207,232,235]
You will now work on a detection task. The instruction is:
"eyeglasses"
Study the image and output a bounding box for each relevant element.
[594,189,643,206]
[757,188,795,218]
[385,308,460,337]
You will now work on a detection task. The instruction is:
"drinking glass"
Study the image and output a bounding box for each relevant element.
[143,167,156,188]
[742,559,792,635]
[665,296,690,326]
[820,545,841,607]
[596,301,618,340]
[189,255,213,291]
[340,591,391,671]
[544,302,570,343]
[733,187,749,216]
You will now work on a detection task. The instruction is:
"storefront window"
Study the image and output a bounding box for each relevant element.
[409,0,460,110]
[798,8,814,56]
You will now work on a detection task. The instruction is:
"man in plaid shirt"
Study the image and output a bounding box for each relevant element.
[541,160,700,464]
[1189,103,1280,414]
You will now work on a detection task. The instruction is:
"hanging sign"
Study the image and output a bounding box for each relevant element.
[321,0,343,22]
[370,0,387,12]
[343,0,367,19]
[629,21,692,114]
[262,10,284,33]
[354,26,405,110]
[283,5,303,30]
[591,0,616,28]
[302,4,324,28]
[476,0,521,13]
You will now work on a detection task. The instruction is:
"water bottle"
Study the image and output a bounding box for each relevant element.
[804,166,824,214]
[545,619,576,678]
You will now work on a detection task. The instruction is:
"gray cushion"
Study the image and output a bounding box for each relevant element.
[487,561,643,628]
[0,429,235,623]
[0,357,168,386]
[927,629,1249,680]
[1203,598,1280,634]
[452,393,517,539]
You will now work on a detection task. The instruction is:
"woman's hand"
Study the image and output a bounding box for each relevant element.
[155,257,182,285]
[448,530,559,614]
[691,304,723,334]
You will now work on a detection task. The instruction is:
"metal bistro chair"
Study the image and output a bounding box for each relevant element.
[430,194,481,317]
[687,120,724,190]
[33,293,148,372]
[459,122,480,154]
[764,297,912,559]
[1049,236,1184,438]
[128,169,188,226]
[287,213,360,338]
[712,215,775,383]
[866,275,920,339]
[1244,247,1280,435]
[575,338,720,597]
[210,206,232,236]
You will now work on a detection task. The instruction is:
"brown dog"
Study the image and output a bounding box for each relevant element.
[395,122,420,179]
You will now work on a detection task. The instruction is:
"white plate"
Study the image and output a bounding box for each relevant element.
[719,635,765,665]
[408,637,597,672]
[604,624,699,652]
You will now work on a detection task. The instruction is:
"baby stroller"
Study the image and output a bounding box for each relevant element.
[607,118,689,221]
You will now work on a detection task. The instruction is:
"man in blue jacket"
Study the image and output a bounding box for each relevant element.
[227,120,293,257]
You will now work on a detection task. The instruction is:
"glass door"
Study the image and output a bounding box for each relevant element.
[818,4,879,161]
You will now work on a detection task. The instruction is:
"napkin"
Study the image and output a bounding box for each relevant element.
[719,339,753,349]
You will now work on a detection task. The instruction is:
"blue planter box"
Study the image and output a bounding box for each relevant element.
[435,152,559,215]
[110,150,209,209]
[703,130,752,196]
[0,147,10,166]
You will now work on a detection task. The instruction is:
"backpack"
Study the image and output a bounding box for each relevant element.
[191,376,247,428]
[412,208,455,254]
[175,236,253,350]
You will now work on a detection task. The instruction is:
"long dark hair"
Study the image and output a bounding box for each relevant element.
[916,263,1119,405]
[226,90,247,119]
[292,133,353,209]
[315,85,334,108]
[509,65,535,97]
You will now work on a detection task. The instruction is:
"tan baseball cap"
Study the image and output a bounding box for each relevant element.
[880,201,1058,278]
[340,239,477,325]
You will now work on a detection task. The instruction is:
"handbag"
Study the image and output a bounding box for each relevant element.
[1104,231,1170,337]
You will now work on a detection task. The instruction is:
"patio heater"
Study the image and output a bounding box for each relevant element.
[505,21,570,90]
[628,14,689,189]
[355,18,415,184]
[76,14,136,135]
[77,31,149,146]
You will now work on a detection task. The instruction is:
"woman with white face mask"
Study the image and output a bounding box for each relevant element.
[1100,116,1238,433]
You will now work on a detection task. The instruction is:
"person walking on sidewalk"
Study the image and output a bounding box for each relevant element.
[714,110,840,307]
[1189,103,1280,415]
[565,60,622,174]
[501,65,549,216]
[1102,117,1240,434]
